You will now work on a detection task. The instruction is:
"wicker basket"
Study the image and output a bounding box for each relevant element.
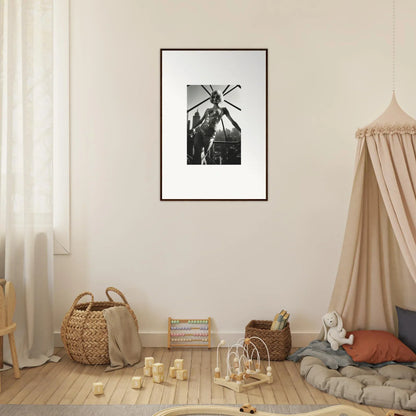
[61,287,138,365]
[245,320,291,361]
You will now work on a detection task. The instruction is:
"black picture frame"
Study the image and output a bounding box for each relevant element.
[160,48,268,201]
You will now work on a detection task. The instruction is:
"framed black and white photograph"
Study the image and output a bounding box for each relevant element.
[160,49,267,200]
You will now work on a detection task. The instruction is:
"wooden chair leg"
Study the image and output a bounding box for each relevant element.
[0,336,3,369]
[8,333,20,379]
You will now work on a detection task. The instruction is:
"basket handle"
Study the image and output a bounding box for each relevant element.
[105,287,130,306]
[61,292,94,361]
[69,292,94,314]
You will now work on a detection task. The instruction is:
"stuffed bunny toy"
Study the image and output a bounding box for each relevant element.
[322,311,354,351]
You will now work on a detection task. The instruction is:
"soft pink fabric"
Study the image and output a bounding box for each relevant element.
[327,97,416,334]
[366,133,416,279]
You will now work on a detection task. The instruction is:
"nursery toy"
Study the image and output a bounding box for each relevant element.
[144,356,154,376]
[168,317,211,348]
[322,311,354,351]
[131,376,143,389]
[213,337,273,393]
[145,356,155,368]
[176,368,188,381]
[169,366,176,378]
[92,382,104,395]
[152,363,165,383]
[174,358,184,370]
[240,403,257,414]
[270,310,286,330]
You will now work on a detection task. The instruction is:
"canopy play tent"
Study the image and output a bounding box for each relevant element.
[328,93,416,333]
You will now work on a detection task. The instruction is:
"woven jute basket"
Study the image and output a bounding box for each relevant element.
[61,287,138,365]
[245,320,291,361]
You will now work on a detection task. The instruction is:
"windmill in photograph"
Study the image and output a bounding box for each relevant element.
[187,85,241,165]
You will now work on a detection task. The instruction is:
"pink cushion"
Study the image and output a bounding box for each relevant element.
[343,330,416,364]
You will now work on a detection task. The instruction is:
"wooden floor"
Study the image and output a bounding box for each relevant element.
[0,348,414,416]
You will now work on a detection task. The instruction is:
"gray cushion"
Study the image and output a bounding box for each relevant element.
[340,366,377,377]
[384,378,416,390]
[397,306,416,354]
[378,364,416,380]
[326,377,363,402]
[305,365,342,390]
[361,386,411,409]
[300,357,416,410]
[352,374,386,386]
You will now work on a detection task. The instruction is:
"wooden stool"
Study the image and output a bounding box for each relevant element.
[0,280,21,391]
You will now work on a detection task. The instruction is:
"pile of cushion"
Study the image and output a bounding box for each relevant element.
[298,306,416,410]
[301,357,416,410]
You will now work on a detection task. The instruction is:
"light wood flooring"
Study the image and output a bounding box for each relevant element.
[0,348,414,416]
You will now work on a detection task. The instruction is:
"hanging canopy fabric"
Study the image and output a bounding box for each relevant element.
[328,94,416,333]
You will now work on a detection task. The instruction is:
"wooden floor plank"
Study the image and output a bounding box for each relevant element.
[46,361,87,404]
[135,348,162,404]
[274,361,302,404]
[258,359,277,404]
[9,363,56,405]
[173,349,191,404]
[1,366,45,404]
[0,346,414,415]
[247,382,265,405]
[284,360,315,404]
[98,365,129,404]
[59,362,93,404]
[105,347,155,405]
[160,349,182,404]
[199,349,212,404]
[187,349,201,404]
[220,348,237,405]
[269,360,289,404]
[32,355,74,404]
[149,349,170,404]
[83,370,111,405]
[107,365,136,404]
[210,347,225,404]
[71,364,105,405]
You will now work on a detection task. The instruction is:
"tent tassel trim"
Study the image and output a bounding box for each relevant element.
[356,124,416,138]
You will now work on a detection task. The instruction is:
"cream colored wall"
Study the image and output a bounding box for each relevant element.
[54,0,416,346]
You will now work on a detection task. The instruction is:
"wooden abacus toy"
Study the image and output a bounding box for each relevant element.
[168,317,211,348]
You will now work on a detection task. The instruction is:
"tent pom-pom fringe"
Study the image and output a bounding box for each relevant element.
[356,124,416,139]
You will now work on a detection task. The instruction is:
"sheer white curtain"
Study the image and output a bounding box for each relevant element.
[0,0,57,367]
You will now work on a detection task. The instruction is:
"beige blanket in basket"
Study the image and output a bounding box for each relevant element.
[103,306,143,371]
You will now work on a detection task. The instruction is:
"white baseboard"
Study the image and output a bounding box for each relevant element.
[55,330,318,349]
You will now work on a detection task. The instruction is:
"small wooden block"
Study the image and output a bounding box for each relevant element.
[176,369,188,381]
[131,376,143,389]
[152,362,164,375]
[144,366,153,377]
[145,356,154,368]
[92,382,104,395]
[169,367,177,378]
[174,359,184,370]
[153,374,164,384]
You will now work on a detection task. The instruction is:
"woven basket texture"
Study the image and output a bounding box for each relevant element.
[245,320,291,361]
[61,288,138,365]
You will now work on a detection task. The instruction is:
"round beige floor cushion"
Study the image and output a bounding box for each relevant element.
[300,356,416,410]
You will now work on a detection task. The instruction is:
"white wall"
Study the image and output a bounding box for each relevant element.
[54,0,416,346]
